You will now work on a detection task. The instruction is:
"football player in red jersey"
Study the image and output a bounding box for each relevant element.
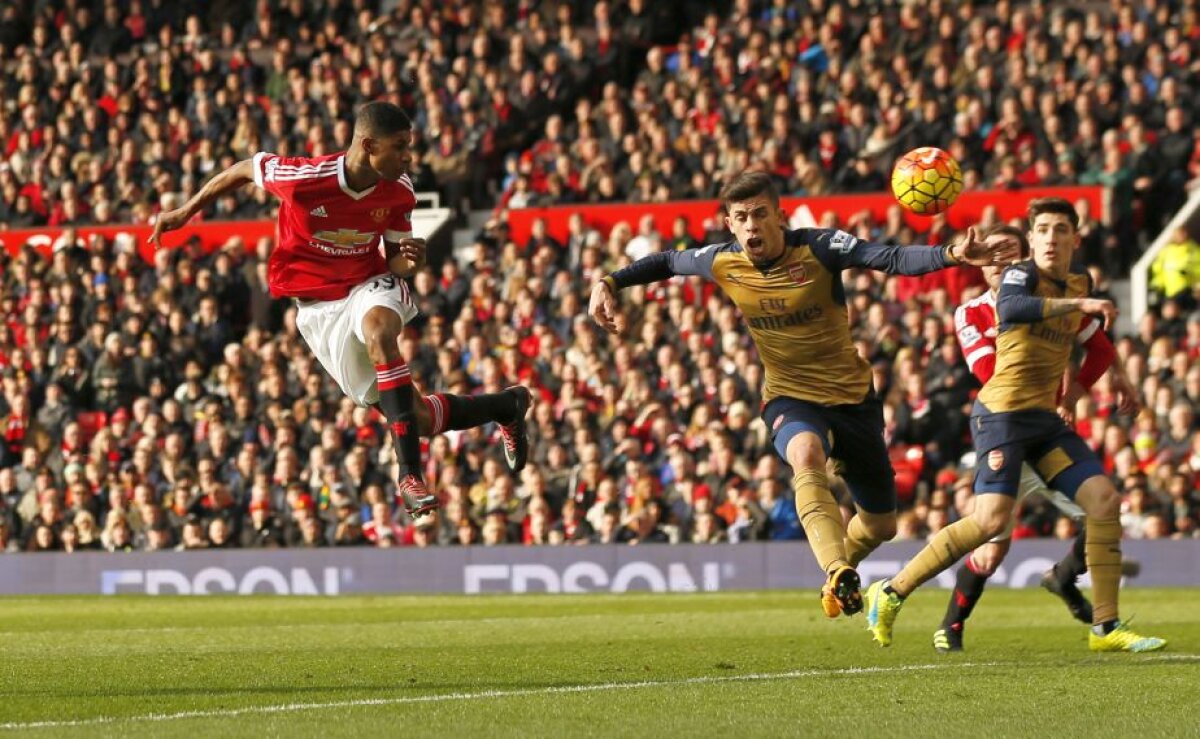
[151,102,531,519]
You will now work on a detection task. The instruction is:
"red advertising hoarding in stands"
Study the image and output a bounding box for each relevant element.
[0,220,276,264]
[503,186,1103,244]
[0,186,1101,262]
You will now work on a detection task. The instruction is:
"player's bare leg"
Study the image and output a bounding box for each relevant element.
[844,506,897,567]
[362,306,437,518]
[786,433,859,618]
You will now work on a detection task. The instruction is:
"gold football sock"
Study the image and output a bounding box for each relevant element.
[792,469,849,573]
[1085,516,1122,625]
[891,517,988,597]
[845,515,887,568]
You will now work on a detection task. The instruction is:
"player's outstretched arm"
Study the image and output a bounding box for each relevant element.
[1073,318,1116,388]
[590,246,720,335]
[148,158,256,248]
[804,226,1020,277]
[995,264,1117,329]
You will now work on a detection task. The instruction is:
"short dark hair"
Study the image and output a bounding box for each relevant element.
[354,102,412,138]
[1027,197,1078,231]
[980,223,1030,259]
[719,170,779,209]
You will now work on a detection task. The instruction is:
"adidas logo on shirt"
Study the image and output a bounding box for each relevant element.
[310,206,328,217]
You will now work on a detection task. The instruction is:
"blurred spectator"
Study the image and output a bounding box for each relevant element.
[1150,227,1200,309]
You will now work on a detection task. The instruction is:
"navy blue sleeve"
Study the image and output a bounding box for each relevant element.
[800,228,952,275]
[608,244,722,288]
[996,262,1045,324]
[666,243,721,280]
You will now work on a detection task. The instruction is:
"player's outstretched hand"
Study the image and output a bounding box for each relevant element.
[955,227,1022,266]
[1079,297,1118,331]
[1057,380,1086,425]
[588,281,625,335]
[1111,371,1141,416]
[148,208,190,249]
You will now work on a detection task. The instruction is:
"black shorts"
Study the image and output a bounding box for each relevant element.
[762,393,895,514]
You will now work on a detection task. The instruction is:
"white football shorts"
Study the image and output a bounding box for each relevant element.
[295,273,418,407]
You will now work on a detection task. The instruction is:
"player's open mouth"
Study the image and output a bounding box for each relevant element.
[747,237,763,250]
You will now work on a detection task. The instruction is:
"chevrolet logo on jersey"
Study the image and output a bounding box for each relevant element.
[312,229,377,247]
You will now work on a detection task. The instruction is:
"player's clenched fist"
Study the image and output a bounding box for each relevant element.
[393,237,426,262]
[588,280,626,335]
[1078,298,1118,331]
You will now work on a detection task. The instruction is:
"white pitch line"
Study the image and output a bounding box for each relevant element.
[0,662,992,731]
[2,656,1194,732]
[1136,653,1200,662]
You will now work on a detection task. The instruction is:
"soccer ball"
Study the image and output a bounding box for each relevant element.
[891,147,963,215]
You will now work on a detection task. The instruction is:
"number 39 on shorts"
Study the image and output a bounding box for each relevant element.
[369,275,398,292]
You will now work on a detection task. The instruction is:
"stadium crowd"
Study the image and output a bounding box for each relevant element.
[4,0,1200,254]
[0,0,1199,553]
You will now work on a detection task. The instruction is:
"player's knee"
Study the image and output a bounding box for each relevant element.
[1083,483,1120,519]
[876,518,897,542]
[785,436,825,472]
[362,318,402,364]
[865,515,897,543]
[971,509,1010,540]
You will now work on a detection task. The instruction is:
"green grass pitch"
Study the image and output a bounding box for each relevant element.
[0,589,1196,737]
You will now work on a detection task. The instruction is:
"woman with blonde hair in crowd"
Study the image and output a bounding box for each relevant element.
[70,511,101,550]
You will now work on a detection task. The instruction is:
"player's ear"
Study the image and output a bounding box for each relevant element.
[360,136,378,155]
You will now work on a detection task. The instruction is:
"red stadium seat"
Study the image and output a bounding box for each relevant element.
[75,411,108,442]
[890,445,926,505]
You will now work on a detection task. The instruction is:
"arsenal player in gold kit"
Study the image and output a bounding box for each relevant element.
[589,171,1019,618]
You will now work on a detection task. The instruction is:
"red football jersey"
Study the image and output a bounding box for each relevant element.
[953,290,1002,383]
[252,152,416,301]
[954,290,1107,386]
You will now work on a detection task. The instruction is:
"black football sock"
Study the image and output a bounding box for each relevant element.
[1055,525,1088,583]
[442,392,518,429]
[376,359,422,482]
[942,555,990,630]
